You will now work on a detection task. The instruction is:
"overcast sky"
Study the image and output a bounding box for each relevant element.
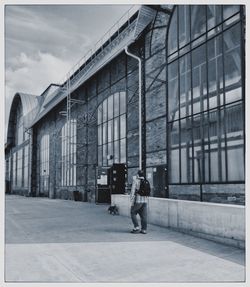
[5,4,133,128]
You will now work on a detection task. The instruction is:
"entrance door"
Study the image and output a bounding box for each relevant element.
[96,167,111,204]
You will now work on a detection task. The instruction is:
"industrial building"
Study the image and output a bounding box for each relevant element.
[5,5,245,213]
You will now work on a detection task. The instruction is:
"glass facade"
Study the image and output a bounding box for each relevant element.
[167,5,244,201]
[98,92,127,166]
[61,119,77,186]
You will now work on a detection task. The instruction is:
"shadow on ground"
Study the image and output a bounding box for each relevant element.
[5,194,245,267]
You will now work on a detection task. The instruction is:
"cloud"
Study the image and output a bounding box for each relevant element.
[5,51,73,134]
[5,5,93,70]
[4,5,133,140]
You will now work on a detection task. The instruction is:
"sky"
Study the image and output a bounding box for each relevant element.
[4,4,133,131]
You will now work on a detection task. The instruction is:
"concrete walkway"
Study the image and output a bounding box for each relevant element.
[5,195,245,283]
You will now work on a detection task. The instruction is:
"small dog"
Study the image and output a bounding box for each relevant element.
[108,205,119,215]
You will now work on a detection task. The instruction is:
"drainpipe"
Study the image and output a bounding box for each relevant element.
[125,46,142,170]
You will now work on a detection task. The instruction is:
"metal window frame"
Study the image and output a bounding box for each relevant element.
[97,91,127,167]
[166,5,244,192]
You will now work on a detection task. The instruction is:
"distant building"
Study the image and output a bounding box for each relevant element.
[5,5,245,205]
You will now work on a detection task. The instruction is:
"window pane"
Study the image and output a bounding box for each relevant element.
[108,95,113,120]
[223,5,240,20]
[168,61,179,121]
[103,122,107,144]
[114,117,119,141]
[108,142,113,166]
[191,5,206,40]
[114,92,119,117]
[180,118,192,183]
[103,144,107,166]
[120,139,126,163]
[179,54,191,118]
[208,35,223,108]
[179,5,190,48]
[226,103,244,181]
[210,148,219,182]
[223,24,241,104]
[168,8,178,54]
[209,110,219,182]
[114,140,120,163]
[192,115,202,182]
[207,5,222,30]
[192,44,207,114]
[120,92,126,114]
[226,103,243,134]
[120,114,126,139]
[169,121,180,183]
[103,99,107,122]
[98,104,102,124]
[227,147,244,181]
[223,23,241,53]
[108,120,113,142]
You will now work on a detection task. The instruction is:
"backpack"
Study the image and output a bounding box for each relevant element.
[137,178,151,196]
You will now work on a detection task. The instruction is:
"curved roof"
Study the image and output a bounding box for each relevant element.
[6,92,40,147]
[7,5,163,133]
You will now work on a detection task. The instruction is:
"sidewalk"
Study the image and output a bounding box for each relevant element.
[5,195,245,283]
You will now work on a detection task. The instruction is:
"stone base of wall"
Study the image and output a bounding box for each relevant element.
[111,195,245,249]
[11,189,29,197]
[54,187,96,203]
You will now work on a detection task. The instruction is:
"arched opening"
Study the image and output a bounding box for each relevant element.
[97,92,127,167]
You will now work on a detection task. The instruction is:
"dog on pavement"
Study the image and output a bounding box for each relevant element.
[108,205,119,215]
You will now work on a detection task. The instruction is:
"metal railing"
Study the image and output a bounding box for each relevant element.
[59,5,140,86]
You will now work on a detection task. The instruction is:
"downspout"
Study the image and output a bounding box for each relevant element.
[125,46,142,170]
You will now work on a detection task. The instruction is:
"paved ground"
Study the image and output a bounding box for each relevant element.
[5,194,245,283]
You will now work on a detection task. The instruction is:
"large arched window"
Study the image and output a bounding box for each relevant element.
[40,134,50,193]
[167,5,244,185]
[97,92,126,167]
[61,119,77,186]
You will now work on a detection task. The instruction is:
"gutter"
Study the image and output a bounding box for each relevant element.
[124,46,142,171]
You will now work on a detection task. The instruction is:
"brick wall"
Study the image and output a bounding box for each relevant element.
[144,10,170,170]
[32,52,141,201]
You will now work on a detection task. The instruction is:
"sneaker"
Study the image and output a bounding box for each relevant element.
[140,230,147,234]
[130,228,140,233]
